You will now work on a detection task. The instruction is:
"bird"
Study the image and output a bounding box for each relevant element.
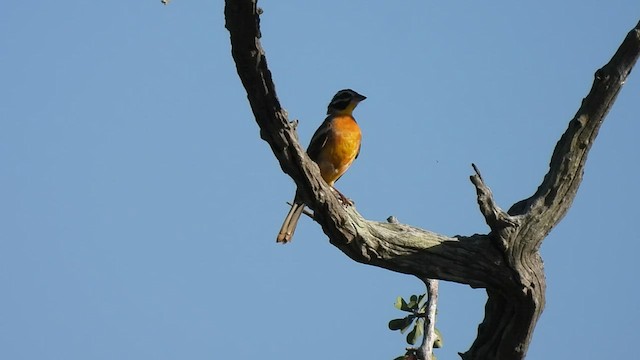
[276,89,366,243]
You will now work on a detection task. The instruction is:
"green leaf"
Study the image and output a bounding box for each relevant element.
[389,315,415,332]
[394,296,411,312]
[394,296,413,312]
[414,318,424,343]
[388,318,406,331]
[406,319,423,345]
[407,295,418,309]
[434,328,444,348]
[406,324,418,345]
[399,315,415,333]
[400,315,416,334]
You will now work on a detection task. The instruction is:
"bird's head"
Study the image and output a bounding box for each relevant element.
[326,89,366,115]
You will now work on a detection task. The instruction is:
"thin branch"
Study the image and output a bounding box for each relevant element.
[286,201,314,219]
[470,163,520,232]
[509,21,640,236]
[418,279,439,360]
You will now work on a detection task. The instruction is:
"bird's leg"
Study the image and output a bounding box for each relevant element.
[330,187,354,206]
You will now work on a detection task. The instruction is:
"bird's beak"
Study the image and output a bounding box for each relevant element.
[355,93,367,102]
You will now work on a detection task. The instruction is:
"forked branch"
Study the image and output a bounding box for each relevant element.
[224,2,640,357]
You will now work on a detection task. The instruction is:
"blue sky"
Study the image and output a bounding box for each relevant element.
[1,1,639,359]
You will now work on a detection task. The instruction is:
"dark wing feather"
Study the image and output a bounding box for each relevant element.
[306,116,332,161]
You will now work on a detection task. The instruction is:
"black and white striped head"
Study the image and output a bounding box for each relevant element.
[326,89,366,115]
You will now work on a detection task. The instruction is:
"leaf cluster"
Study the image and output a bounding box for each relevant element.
[389,294,443,359]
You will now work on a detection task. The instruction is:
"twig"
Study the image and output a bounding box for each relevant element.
[470,163,520,231]
[418,279,439,360]
[286,201,314,219]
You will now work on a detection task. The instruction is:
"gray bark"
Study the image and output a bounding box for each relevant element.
[420,279,439,360]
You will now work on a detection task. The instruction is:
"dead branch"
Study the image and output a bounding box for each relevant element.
[224,2,640,358]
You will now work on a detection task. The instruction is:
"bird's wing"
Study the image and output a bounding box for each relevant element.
[306,116,332,161]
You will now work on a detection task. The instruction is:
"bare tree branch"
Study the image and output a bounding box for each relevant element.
[418,279,439,360]
[224,1,640,357]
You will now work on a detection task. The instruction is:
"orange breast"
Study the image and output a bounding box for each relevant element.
[316,115,362,185]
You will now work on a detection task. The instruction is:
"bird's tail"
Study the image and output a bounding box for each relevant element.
[276,202,305,243]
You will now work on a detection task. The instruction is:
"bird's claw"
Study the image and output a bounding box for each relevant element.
[331,188,354,207]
